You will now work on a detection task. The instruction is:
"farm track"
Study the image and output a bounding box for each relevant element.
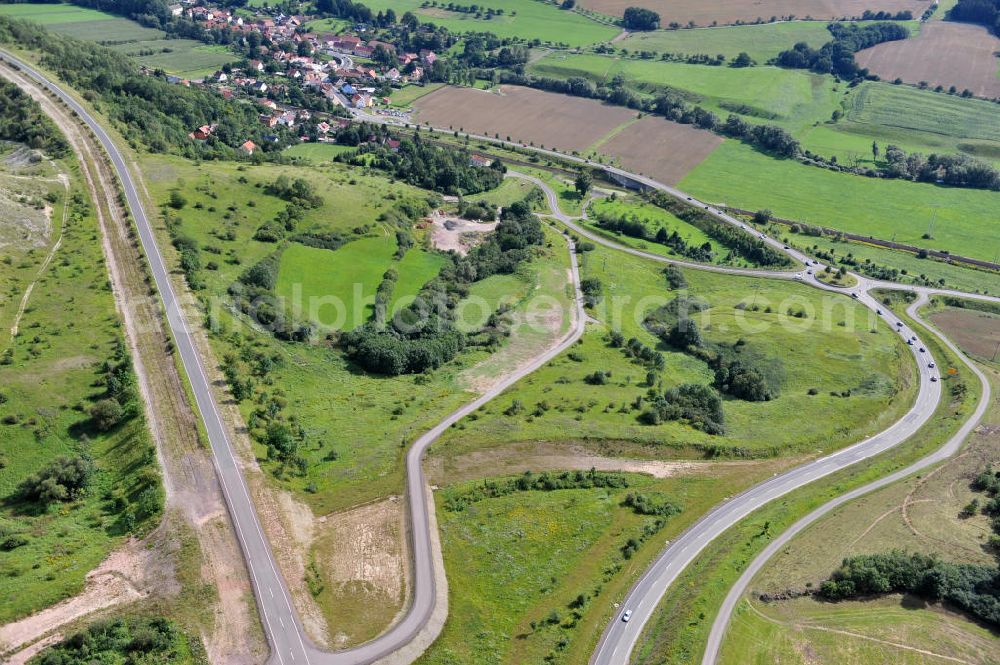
[4,44,998,665]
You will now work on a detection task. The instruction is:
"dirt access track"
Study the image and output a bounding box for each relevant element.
[856,21,1000,99]
[578,0,929,23]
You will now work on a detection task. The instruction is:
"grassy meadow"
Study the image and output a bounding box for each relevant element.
[0,162,161,622]
[680,141,1000,262]
[619,21,836,62]
[631,300,982,665]
[434,240,917,460]
[338,0,619,46]
[419,461,791,665]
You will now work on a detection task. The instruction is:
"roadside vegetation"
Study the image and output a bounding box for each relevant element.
[0,154,162,622]
[434,240,915,460]
[633,297,984,665]
[28,615,203,665]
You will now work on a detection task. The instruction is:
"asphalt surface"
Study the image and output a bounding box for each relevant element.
[0,49,588,665]
[9,56,995,665]
[701,292,994,665]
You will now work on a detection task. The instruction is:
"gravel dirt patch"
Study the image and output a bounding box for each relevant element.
[426,441,771,485]
[577,0,928,23]
[413,85,637,153]
[856,22,1000,99]
[313,498,411,648]
[428,211,497,255]
[599,115,723,185]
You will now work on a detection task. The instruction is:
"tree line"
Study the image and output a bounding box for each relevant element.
[443,469,630,511]
[774,21,909,79]
[950,0,1000,35]
[820,550,1000,627]
[593,205,715,263]
[336,127,507,195]
[0,79,68,156]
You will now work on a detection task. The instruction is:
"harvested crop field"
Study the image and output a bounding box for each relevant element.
[929,306,1000,361]
[412,85,636,153]
[577,0,927,24]
[600,115,722,184]
[856,22,1000,98]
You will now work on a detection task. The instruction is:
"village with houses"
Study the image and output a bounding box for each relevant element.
[165,0,445,153]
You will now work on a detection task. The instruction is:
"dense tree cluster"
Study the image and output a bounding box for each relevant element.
[639,383,725,434]
[263,176,324,209]
[0,79,68,156]
[594,208,714,262]
[622,492,682,516]
[337,129,506,195]
[714,358,776,401]
[622,6,661,30]
[774,22,909,79]
[16,456,94,506]
[645,191,794,267]
[880,146,1000,190]
[444,469,630,511]
[92,338,140,430]
[950,0,1000,35]
[343,201,544,375]
[0,17,294,158]
[30,616,187,665]
[820,550,1000,627]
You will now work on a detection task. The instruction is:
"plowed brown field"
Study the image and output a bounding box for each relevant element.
[600,115,722,184]
[856,21,1000,99]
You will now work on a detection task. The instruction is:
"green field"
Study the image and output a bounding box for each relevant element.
[583,195,726,261]
[110,40,234,79]
[619,22,836,62]
[388,82,446,108]
[342,0,619,47]
[275,236,446,331]
[0,163,161,623]
[436,240,916,459]
[283,142,356,161]
[419,463,787,665]
[681,141,1000,262]
[530,53,834,128]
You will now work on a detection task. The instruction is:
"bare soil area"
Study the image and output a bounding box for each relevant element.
[426,441,775,485]
[929,307,1000,362]
[313,498,410,648]
[856,22,1000,99]
[429,211,497,255]
[0,538,175,655]
[599,115,723,185]
[578,0,928,23]
[413,85,636,153]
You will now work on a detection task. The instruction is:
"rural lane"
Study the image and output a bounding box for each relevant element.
[701,290,994,665]
[0,47,590,665]
[8,51,995,665]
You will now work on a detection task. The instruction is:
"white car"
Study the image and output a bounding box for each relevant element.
[928,362,936,368]
[622,609,633,622]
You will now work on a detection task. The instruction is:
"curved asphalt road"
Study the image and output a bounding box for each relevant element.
[701,292,994,665]
[0,47,589,665]
[11,54,995,665]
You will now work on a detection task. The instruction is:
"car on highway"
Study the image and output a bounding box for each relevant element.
[931,376,938,382]
[896,321,903,327]
[794,274,802,280]
[907,339,913,345]
[877,309,883,315]
[851,293,858,298]
[919,347,925,352]
[621,609,633,622]
[807,270,813,275]
[929,362,936,368]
